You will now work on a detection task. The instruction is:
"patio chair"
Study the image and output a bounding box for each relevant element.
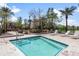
[69,31,79,39]
[51,30,58,35]
[61,31,70,37]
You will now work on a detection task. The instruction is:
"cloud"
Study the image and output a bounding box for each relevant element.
[54,9,62,17]
[10,6,21,22]
[75,7,79,13]
[58,18,79,26]
[0,3,9,8]
[67,19,79,26]
[11,6,21,13]
[67,19,75,26]
[10,16,24,24]
[0,3,7,7]
[0,3,21,13]
[0,4,21,22]
[10,16,17,22]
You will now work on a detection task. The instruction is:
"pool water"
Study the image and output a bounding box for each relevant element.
[10,36,68,56]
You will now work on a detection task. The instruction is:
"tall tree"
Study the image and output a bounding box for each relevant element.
[0,7,14,32]
[37,8,43,31]
[29,9,36,29]
[28,16,32,29]
[24,19,28,29]
[15,17,22,30]
[47,8,58,31]
[39,16,47,30]
[59,6,76,32]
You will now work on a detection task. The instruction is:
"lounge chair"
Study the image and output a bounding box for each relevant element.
[61,31,70,37]
[69,31,79,39]
[51,30,58,35]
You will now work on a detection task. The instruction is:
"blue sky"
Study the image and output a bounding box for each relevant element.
[0,3,79,26]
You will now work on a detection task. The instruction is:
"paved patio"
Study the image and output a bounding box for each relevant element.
[0,32,79,56]
[42,34,79,56]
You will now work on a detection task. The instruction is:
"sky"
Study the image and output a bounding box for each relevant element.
[0,3,79,26]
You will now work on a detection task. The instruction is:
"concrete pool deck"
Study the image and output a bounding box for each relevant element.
[0,32,79,56]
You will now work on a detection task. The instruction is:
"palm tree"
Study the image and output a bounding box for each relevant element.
[15,17,23,33]
[24,19,28,29]
[47,8,58,31]
[40,16,47,30]
[15,17,22,29]
[0,7,14,32]
[59,6,76,32]
[28,16,32,29]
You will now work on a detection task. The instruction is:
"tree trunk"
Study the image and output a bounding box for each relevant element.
[66,15,68,32]
[6,18,7,32]
[41,20,43,31]
[29,16,31,30]
[52,19,54,31]
[29,22,31,29]
[3,17,6,33]
[4,17,7,32]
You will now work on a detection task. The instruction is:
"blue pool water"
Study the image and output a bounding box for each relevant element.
[10,36,68,56]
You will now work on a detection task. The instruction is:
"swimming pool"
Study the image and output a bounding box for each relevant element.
[10,36,68,56]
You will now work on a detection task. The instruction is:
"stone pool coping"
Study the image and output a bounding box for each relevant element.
[0,33,79,56]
